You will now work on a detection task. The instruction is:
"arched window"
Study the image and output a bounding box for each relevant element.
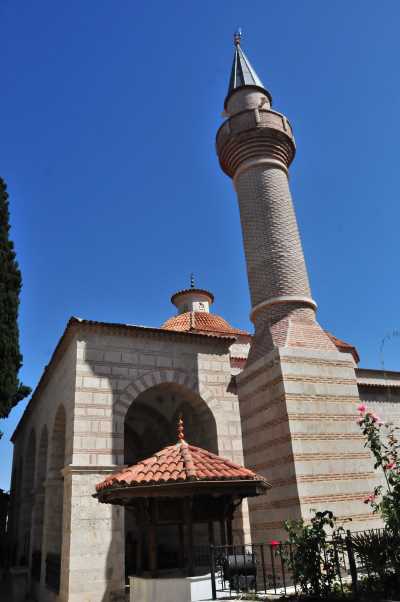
[44,406,66,593]
[20,430,36,565]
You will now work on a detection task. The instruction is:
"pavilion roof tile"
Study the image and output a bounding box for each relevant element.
[96,441,268,492]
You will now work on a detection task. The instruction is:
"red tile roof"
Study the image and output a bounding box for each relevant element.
[162,311,248,336]
[326,332,360,364]
[96,441,268,492]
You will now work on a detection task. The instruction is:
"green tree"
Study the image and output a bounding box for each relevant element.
[0,177,30,434]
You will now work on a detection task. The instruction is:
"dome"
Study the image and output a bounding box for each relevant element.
[163,282,249,337]
[162,311,248,336]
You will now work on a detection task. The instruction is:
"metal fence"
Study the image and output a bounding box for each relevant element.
[209,529,400,599]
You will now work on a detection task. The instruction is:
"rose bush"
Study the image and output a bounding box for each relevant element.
[356,404,400,532]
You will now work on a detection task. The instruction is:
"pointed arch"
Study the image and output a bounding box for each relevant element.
[49,405,66,474]
[115,369,199,419]
[43,405,66,593]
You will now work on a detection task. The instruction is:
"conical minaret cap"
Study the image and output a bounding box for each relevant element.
[225,29,272,109]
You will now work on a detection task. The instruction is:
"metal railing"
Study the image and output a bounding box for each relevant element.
[209,529,400,599]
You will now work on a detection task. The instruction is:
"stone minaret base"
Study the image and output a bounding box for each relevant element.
[237,346,381,541]
[249,304,338,364]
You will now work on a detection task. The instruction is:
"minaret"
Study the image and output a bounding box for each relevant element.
[216,30,335,362]
[216,33,379,540]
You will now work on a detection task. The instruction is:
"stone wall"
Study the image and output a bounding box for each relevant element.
[238,346,382,543]
[358,384,400,426]
[10,334,76,602]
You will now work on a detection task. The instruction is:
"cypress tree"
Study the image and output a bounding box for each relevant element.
[0,177,30,430]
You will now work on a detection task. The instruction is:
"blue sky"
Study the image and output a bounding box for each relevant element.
[1,0,399,489]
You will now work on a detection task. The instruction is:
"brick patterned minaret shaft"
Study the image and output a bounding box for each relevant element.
[216,34,335,362]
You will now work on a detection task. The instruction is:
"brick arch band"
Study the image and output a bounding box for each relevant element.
[114,369,216,419]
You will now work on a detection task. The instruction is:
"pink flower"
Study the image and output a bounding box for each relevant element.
[270,540,280,547]
[385,462,396,470]
[371,413,381,423]
[365,494,376,503]
[357,404,367,414]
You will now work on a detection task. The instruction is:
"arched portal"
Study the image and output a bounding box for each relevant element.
[31,426,48,581]
[44,405,66,593]
[123,382,218,579]
[20,430,36,565]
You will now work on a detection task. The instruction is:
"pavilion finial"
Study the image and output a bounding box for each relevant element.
[178,415,185,441]
[234,28,242,46]
[190,273,195,289]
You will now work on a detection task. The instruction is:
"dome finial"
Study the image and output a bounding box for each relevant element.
[234,28,242,46]
[178,415,185,442]
[190,273,195,289]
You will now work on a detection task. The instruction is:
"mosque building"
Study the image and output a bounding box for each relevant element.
[7,33,400,602]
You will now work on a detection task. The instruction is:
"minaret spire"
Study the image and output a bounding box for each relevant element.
[226,30,272,110]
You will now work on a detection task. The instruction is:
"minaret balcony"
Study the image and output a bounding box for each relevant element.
[216,108,296,177]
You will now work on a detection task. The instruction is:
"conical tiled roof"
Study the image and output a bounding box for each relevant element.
[96,440,269,491]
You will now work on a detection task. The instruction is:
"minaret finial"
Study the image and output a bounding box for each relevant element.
[190,273,195,289]
[178,415,185,442]
[234,28,242,47]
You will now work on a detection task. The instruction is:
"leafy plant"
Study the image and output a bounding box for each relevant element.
[351,529,399,578]
[281,510,342,597]
[351,529,400,597]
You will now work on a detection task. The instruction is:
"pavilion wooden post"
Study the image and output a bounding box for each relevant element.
[219,519,226,546]
[208,521,215,547]
[136,530,143,576]
[135,502,144,576]
[147,499,158,576]
[184,497,194,576]
[227,518,233,546]
[226,500,234,546]
[178,522,185,569]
